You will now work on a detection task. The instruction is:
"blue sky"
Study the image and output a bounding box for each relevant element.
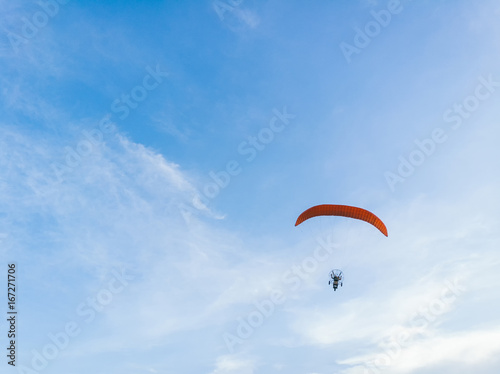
[1,0,500,373]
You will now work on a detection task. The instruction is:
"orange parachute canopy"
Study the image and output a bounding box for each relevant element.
[295,204,388,237]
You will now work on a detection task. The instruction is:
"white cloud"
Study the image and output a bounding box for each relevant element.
[209,354,256,374]
[288,273,467,346]
[339,327,500,374]
[233,8,260,29]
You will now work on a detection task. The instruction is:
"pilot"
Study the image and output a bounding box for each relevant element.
[328,271,343,291]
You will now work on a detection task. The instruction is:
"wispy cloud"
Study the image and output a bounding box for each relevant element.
[209,354,257,374]
[339,327,500,373]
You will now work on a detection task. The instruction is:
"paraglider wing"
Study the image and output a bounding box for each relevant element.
[295,204,388,236]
